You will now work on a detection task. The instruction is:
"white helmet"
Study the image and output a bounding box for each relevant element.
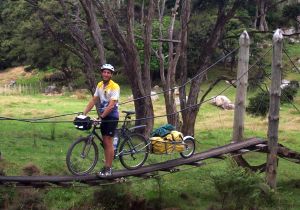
[100,64,115,72]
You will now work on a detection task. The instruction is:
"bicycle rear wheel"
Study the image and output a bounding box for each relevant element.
[119,133,149,170]
[66,137,99,175]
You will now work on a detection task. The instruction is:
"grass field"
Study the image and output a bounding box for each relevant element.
[1,74,300,209]
[1,42,300,209]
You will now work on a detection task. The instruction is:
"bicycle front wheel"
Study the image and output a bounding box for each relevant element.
[119,133,149,170]
[66,137,99,175]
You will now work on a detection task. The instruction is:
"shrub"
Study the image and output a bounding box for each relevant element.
[246,91,269,117]
[0,187,15,209]
[209,161,278,210]
[246,81,299,117]
[4,189,46,210]
[281,85,298,104]
[22,163,41,176]
[93,184,146,210]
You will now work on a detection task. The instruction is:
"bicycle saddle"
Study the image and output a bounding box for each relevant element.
[122,110,135,115]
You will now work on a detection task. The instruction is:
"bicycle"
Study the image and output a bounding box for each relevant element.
[66,111,150,175]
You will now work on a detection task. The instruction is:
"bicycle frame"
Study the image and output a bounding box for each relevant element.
[67,111,151,175]
[85,113,148,159]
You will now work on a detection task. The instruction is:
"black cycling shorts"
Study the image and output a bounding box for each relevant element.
[100,116,119,137]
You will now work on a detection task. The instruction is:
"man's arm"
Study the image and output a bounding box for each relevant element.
[83,96,99,115]
[99,100,117,118]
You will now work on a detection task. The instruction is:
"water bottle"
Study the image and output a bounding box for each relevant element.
[113,133,118,150]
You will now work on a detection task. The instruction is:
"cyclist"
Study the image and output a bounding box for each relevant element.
[83,64,120,177]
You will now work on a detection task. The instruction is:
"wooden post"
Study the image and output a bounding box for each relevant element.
[266,29,283,189]
[232,30,250,142]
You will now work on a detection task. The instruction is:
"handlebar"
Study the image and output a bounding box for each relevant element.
[75,111,139,131]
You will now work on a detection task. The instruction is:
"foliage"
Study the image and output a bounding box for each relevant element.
[282,3,300,30]
[281,84,299,104]
[247,80,299,117]
[135,16,174,81]
[187,12,215,76]
[0,187,15,209]
[246,91,270,117]
[209,160,278,210]
[0,183,47,210]
[0,0,80,72]
[0,79,300,209]
[92,185,143,210]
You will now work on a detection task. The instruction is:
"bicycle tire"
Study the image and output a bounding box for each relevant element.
[66,136,99,175]
[180,137,195,158]
[119,133,149,170]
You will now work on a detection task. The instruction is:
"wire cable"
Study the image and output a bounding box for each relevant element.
[283,47,300,74]
[118,47,240,106]
[0,47,271,124]
[0,48,239,123]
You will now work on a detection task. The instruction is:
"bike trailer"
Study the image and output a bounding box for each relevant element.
[150,130,185,154]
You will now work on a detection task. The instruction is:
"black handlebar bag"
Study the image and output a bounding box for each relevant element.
[73,115,92,130]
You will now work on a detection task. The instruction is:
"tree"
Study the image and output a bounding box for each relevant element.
[252,0,290,31]
[154,0,191,127]
[179,0,244,136]
[95,0,155,135]
[282,3,300,30]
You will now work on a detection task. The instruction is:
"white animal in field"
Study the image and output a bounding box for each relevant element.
[211,95,235,110]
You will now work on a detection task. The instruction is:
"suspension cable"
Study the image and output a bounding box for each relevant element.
[283,47,300,74]
[118,47,240,106]
[0,47,272,124]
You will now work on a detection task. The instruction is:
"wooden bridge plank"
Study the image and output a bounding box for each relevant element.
[0,138,266,184]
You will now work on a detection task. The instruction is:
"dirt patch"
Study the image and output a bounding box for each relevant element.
[0,66,32,85]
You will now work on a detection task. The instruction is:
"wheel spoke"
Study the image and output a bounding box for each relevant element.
[119,134,149,169]
[66,137,98,175]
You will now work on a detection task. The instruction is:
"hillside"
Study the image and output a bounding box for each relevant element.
[0,67,32,85]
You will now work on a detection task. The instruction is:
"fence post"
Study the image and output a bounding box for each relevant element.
[266,29,283,189]
[232,30,250,142]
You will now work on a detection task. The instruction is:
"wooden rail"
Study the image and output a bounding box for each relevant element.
[5,138,300,185]
[0,137,267,186]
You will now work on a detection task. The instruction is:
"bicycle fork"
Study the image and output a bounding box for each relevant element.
[80,135,94,159]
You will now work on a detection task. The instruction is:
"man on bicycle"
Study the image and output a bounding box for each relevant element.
[83,63,120,177]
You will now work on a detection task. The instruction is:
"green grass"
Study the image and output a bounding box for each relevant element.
[0,82,300,209]
[1,42,300,209]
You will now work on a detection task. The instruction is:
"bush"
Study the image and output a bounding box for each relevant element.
[281,85,298,104]
[4,189,46,210]
[247,81,299,117]
[209,161,278,210]
[246,91,269,117]
[93,184,146,210]
[0,187,15,209]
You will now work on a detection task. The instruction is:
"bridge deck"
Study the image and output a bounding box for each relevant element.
[0,137,266,185]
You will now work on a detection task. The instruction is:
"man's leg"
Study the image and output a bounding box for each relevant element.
[102,135,114,168]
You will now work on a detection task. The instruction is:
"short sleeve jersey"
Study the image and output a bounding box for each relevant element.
[94,80,120,118]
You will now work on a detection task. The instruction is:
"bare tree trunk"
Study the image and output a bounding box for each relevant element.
[142,0,154,100]
[232,31,250,142]
[179,0,191,131]
[181,1,242,136]
[266,29,283,189]
[80,0,106,65]
[253,1,259,28]
[58,0,98,93]
[96,0,154,135]
[254,0,289,30]
[258,0,269,31]
[165,0,180,126]
[156,0,186,128]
